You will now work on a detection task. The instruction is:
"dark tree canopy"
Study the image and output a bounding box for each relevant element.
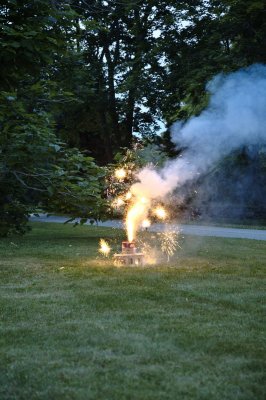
[0,0,105,236]
[1,0,266,234]
[48,0,266,162]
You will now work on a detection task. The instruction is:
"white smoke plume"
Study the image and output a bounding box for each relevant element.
[131,64,266,199]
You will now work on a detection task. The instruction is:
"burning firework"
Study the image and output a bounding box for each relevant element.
[125,197,150,242]
[157,231,180,261]
[154,206,167,220]
[114,168,127,180]
[108,162,179,265]
[114,241,144,266]
[99,239,111,257]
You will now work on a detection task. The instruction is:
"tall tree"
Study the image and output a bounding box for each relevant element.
[158,0,266,122]
[58,0,181,163]
[0,0,105,236]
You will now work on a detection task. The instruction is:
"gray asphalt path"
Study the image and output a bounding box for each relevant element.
[30,214,266,241]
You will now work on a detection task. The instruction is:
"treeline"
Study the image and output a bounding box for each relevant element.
[1,0,266,234]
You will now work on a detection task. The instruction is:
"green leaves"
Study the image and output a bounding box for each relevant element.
[2,0,265,235]
[0,1,107,236]
[0,93,106,235]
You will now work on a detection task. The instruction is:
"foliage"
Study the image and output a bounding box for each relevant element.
[2,0,265,155]
[2,0,265,157]
[0,92,105,236]
[48,0,266,164]
[1,0,266,232]
[159,0,266,122]
[0,1,105,236]
[57,0,178,162]
[45,148,105,222]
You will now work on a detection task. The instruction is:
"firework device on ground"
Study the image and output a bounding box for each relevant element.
[114,241,145,266]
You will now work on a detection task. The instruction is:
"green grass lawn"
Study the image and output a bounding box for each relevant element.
[0,222,265,400]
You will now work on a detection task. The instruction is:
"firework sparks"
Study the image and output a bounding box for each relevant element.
[114,168,127,180]
[154,206,167,220]
[125,191,132,200]
[126,198,149,242]
[109,162,180,265]
[137,240,157,265]
[140,196,148,204]
[157,231,180,261]
[142,219,151,229]
[99,239,111,257]
[112,197,125,209]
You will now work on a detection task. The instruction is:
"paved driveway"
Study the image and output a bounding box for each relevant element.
[29,214,266,241]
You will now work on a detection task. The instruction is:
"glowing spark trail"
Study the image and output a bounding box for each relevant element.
[115,168,127,180]
[157,231,180,261]
[99,239,111,257]
[142,219,151,229]
[154,206,167,220]
[125,191,132,200]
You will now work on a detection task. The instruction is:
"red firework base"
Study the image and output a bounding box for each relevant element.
[114,241,145,266]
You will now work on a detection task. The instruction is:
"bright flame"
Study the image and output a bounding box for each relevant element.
[126,198,150,242]
[114,168,126,180]
[142,219,151,229]
[140,197,148,204]
[99,239,111,257]
[154,206,167,220]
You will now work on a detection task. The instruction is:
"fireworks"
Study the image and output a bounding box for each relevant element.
[136,239,157,265]
[125,191,132,200]
[126,198,149,242]
[154,206,167,220]
[107,162,182,266]
[99,239,111,257]
[112,197,125,209]
[140,197,148,204]
[142,219,151,229]
[157,231,180,261]
[114,168,127,180]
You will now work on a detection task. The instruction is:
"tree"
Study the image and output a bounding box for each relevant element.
[0,0,105,236]
[57,0,182,163]
[55,0,266,161]
[0,83,105,236]
[158,0,266,122]
[1,0,266,234]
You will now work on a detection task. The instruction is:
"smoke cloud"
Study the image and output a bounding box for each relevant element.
[132,64,266,199]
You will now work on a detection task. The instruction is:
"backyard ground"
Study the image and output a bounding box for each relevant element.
[0,222,265,400]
